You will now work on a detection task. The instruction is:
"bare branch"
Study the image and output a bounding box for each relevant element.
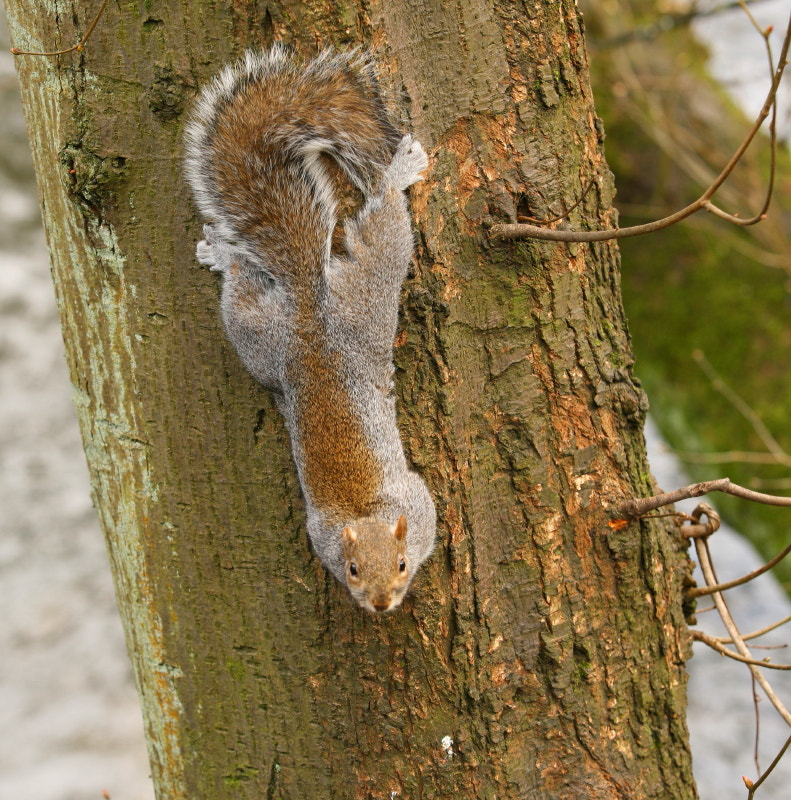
[692,630,791,669]
[752,673,761,776]
[746,732,791,798]
[681,498,791,791]
[693,527,791,725]
[708,613,791,643]
[597,0,776,49]
[673,351,791,483]
[11,0,109,57]
[681,503,722,539]
[489,10,791,243]
[674,450,791,467]
[617,477,791,519]
[517,174,599,225]
[687,538,791,598]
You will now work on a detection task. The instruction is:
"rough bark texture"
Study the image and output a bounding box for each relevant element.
[6,1,696,798]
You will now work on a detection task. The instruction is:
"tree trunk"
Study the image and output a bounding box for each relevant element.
[6,1,697,797]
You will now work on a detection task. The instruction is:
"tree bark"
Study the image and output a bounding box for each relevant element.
[6,1,697,798]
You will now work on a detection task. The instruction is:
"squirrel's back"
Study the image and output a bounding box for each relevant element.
[184,47,436,611]
[184,46,402,285]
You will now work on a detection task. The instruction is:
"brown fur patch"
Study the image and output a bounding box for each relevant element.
[290,305,381,516]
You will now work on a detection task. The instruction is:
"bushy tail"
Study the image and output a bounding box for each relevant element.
[184,45,402,285]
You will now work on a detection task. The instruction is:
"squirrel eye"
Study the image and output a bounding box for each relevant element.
[349,561,358,577]
[399,558,406,573]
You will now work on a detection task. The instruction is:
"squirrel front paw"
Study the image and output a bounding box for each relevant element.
[387,135,429,191]
[196,224,229,272]
[196,239,218,268]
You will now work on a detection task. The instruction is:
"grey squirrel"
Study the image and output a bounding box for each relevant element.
[183,46,436,612]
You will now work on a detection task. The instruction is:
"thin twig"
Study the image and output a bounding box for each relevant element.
[693,524,791,725]
[489,11,791,243]
[676,350,791,472]
[702,0,779,227]
[682,497,791,793]
[709,613,791,644]
[674,450,791,467]
[692,630,791,670]
[746,732,791,799]
[687,538,791,598]
[752,673,761,775]
[11,0,109,57]
[518,174,599,225]
[596,0,774,49]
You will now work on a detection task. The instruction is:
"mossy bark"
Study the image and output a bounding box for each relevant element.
[6,0,696,797]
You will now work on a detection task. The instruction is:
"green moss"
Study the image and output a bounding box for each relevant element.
[226,657,246,684]
[222,765,260,787]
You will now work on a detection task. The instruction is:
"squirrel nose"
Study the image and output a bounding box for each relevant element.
[372,598,390,612]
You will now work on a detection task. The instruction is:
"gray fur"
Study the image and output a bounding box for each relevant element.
[184,48,436,610]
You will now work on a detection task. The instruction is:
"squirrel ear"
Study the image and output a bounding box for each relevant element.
[342,525,357,544]
[394,515,407,541]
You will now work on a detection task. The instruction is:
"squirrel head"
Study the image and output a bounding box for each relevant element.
[341,515,410,613]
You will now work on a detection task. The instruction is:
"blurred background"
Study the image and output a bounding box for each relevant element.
[1,1,789,799]
[585,0,791,594]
